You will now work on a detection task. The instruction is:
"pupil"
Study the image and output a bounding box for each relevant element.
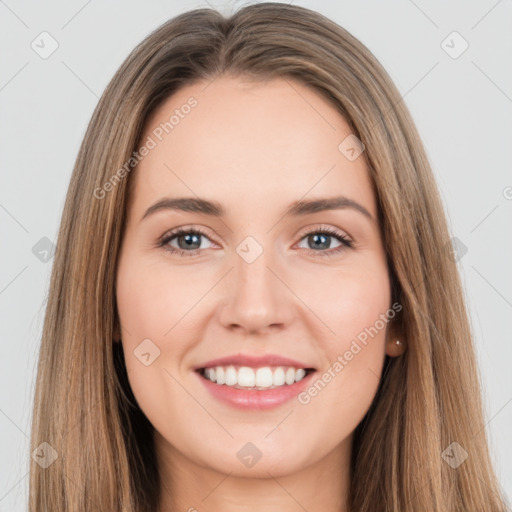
[309,233,329,250]
[179,233,200,250]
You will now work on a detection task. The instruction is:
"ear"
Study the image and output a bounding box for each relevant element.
[385,320,407,357]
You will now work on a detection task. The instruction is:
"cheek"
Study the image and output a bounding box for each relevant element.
[291,256,391,347]
[115,251,214,402]
[116,252,197,345]
[115,253,200,430]
[117,271,162,344]
[292,260,390,416]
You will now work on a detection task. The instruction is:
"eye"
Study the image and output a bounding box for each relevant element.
[159,227,215,257]
[158,225,353,257]
[296,227,353,257]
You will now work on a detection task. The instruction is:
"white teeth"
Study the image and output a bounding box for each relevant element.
[255,367,273,387]
[238,367,255,387]
[273,367,285,386]
[216,366,225,385]
[225,366,237,386]
[285,367,295,385]
[202,365,311,389]
[295,368,306,381]
[205,367,216,381]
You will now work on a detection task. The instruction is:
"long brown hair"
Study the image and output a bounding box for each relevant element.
[29,3,510,511]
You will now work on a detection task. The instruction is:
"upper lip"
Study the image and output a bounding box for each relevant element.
[194,354,316,370]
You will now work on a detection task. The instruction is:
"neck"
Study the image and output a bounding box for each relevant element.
[155,433,352,512]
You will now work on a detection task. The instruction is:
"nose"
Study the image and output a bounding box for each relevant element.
[218,240,295,335]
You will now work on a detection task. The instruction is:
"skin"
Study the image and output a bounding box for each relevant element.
[115,75,403,512]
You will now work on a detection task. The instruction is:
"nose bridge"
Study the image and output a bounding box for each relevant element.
[219,233,292,332]
[235,234,280,306]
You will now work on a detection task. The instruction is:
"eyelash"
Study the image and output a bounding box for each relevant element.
[158,226,353,258]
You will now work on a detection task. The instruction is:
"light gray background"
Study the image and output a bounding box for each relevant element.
[1,1,511,510]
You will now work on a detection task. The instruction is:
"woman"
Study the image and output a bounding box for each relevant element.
[29,3,509,511]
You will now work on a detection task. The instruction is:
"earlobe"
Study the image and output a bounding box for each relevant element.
[386,338,407,357]
[385,317,406,357]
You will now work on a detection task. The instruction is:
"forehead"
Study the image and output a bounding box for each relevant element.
[129,75,376,221]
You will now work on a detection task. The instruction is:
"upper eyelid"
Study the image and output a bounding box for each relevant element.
[296,224,351,240]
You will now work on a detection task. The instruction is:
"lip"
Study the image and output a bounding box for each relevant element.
[193,353,315,371]
[195,368,316,410]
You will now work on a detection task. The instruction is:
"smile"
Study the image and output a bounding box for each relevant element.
[196,365,317,410]
[199,365,315,390]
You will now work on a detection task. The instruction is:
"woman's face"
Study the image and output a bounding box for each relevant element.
[116,75,395,478]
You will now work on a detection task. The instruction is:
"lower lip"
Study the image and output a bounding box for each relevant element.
[196,370,316,410]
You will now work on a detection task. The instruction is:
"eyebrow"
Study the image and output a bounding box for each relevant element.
[141,196,374,223]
